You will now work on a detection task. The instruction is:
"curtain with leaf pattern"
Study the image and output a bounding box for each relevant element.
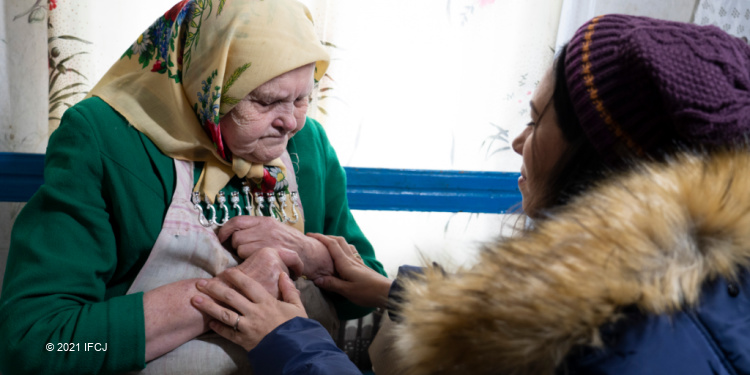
[0,0,200,290]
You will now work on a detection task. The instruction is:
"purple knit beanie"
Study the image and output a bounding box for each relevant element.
[564,14,750,162]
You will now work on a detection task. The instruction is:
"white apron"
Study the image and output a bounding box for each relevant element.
[126,154,339,374]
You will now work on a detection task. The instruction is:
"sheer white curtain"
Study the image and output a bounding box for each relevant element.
[327,0,708,274]
[305,0,564,274]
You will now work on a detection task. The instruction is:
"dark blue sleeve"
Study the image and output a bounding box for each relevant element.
[247,317,361,375]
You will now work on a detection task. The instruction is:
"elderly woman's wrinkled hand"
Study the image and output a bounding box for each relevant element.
[192,269,307,352]
[229,247,301,299]
[308,233,392,309]
[219,216,334,279]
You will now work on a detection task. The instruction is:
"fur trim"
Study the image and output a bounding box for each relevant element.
[394,150,750,375]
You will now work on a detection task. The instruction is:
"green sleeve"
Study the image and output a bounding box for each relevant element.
[0,105,146,374]
[292,118,387,320]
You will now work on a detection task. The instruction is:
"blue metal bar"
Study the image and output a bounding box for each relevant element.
[344,167,521,213]
[0,152,522,213]
[0,152,45,203]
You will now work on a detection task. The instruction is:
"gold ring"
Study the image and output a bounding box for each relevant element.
[354,253,362,260]
[233,314,241,332]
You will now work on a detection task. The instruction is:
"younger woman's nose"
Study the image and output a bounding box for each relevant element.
[512,127,530,155]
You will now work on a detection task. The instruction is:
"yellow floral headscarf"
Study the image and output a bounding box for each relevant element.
[88,0,330,201]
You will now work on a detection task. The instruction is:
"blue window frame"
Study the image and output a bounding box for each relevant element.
[0,152,522,213]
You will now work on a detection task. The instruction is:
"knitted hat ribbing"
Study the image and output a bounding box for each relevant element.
[564,14,750,161]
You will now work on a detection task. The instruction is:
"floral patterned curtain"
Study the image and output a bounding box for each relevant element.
[694,0,750,41]
[555,0,699,50]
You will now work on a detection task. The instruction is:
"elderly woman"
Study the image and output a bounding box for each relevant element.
[0,1,384,374]
[191,14,750,375]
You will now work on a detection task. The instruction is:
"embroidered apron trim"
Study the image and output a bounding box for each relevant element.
[191,166,301,227]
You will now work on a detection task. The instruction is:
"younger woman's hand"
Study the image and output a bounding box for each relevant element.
[191,268,307,351]
[306,233,392,309]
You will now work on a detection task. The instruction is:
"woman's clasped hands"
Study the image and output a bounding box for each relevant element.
[193,232,392,351]
[219,216,335,280]
[308,233,392,310]
[192,267,307,351]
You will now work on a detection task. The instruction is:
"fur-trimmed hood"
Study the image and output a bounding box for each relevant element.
[394,150,750,375]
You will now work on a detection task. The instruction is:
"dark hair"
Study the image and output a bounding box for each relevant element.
[532,45,611,214]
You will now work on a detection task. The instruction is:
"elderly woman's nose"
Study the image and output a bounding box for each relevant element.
[512,127,530,155]
[272,105,298,131]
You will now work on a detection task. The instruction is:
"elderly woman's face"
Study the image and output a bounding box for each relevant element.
[220,63,315,164]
